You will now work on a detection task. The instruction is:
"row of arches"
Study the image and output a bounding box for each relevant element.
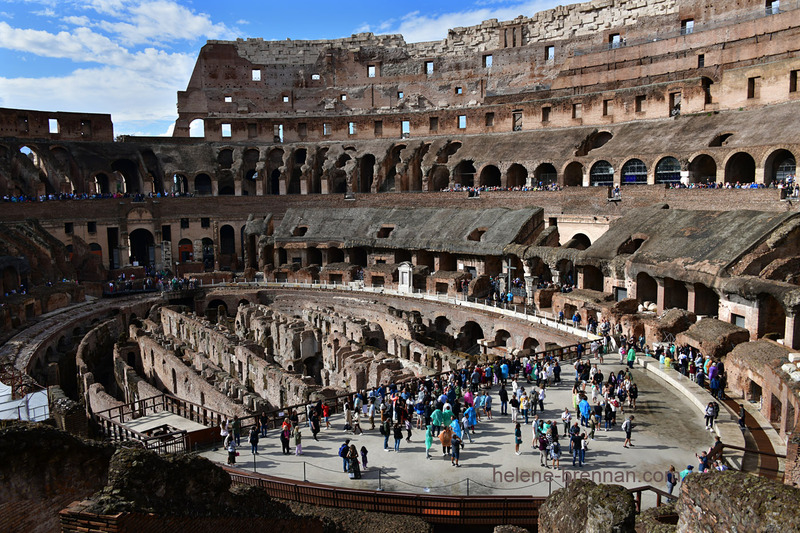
[169,149,797,197]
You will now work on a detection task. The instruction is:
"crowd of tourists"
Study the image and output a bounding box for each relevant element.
[2,191,192,203]
[215,329,732,498]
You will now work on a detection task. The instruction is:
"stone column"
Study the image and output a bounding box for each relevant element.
[784,313,800,350]
[656,279,666,314]
[686,284,697,314]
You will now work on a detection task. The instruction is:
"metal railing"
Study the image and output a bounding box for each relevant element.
[226,467,672,526]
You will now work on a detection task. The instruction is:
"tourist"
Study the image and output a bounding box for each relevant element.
[666,466,677,502]
[439,425,453,456]
[259,411,269,438]
[538,432,549,467]
[381,416,391,450]
[626,345,637,369]
[514,422,522,455]
[393,421,403,451]
[352,409,363,435]
[280,421,291,455]
[738,404,746,429]
[680,464,694,481]
[499,384,509,415]
[425,425,434,459]
[561,408,572,434]
[339,439,351,472]
[323,403,331,429]
[309,411,320,441]
[360,445,369,471]
[224,433,236,465]
[451,433,462,467]
[570,430,582,466]
[368,397,376,429]
[622,415,635,448]
[579,432,588,466]
[347,444,361,479]
[248,425,259,455]
[429,402,443,435]
[293,425,303,455]
[704,402,716,431]
[510,393,520,423]
[550,438,561,469]
[537,386,546,412]
[520,392,529,424]
[220,417,231,448]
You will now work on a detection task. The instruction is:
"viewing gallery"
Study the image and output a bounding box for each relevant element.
[1,0,800,531]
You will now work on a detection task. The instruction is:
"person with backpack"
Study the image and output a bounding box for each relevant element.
[381,417,391,450]
[248,425,260,455]
[550,438,562,468]
[622,415,635,448]
[451,433,462,467]
[339,439,351,472]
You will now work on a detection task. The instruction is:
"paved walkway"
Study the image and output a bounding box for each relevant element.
[202,361,717,505]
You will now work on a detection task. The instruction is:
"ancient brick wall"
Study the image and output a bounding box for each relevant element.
[676,471,800,532]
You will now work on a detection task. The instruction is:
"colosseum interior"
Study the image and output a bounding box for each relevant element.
[1,0,800,531]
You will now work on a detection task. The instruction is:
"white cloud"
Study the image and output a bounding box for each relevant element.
[96,0,234,46]
[32,7,55,17]
[367,0,560,43]
[0,64,186,124]
[63,15,91,26]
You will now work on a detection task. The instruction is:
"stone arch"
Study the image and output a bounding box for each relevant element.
[581,265,603,291]
[430,165,450,191]
[758,293,786,340]
[453,160,476,187]
[522,337,539,353]
[220,225,235,255]
[762,148,796,186]
[621,158,647,185]
[688,153,717,184]
[655,156,682,184]
[693,283,719,317]
[589,160,614,187]
[93,172,111,195]
[724,152,756,184]
[457,321,484,351]
[129,228,155,266]
[359,154,376,193]
[189,118,205,138]
[636,272,657,304]
[506,164,527,188]
[327,247,344,263]
[178,238,193,262]
[564,233,591,250]
[217,148,234,170]
[434,316,451,333]
[494,329,511,348]
[194,173,212,195]
[479,164,502,187]
[111,159,141,194]
[575,130,613,157]
[534,163,558,187]
[562,161,584,187]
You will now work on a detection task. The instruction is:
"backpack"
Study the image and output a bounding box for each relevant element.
[622,419,631,432]
[338,444,348,458]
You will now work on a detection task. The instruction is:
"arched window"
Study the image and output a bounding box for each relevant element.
[590,160,613,187]
[621,159,647,185]
[655,157,681,184]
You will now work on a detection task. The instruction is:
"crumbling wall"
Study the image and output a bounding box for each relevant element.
[0,422,115,533]
[676,471,800,533]
[538,479,636,533]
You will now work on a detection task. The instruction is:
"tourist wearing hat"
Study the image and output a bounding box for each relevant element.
[679,464,694,481]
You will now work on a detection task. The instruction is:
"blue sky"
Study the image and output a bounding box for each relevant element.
[0,0,559,136]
